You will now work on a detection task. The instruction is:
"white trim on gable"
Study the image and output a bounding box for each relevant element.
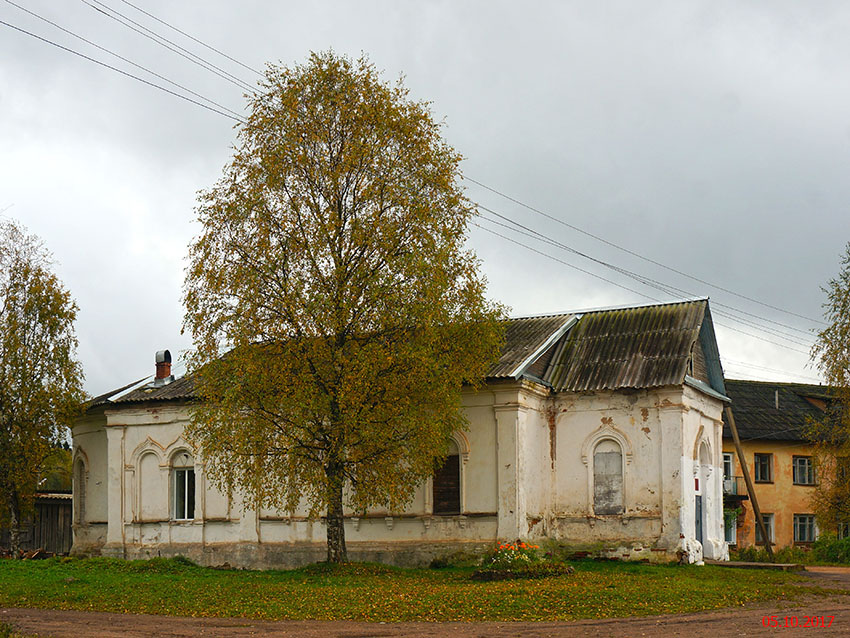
[509,315,578,378]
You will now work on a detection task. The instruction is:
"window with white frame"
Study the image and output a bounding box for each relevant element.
[794,514,817,543]
[724,511,737,544]
[755,513,774,543]
[792,456,816,485]
[839,522,850,539]
[754,453,773,483]
[723,453,734,480]
[172,452,195,521]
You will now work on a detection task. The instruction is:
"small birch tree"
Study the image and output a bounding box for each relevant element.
[809,242,850,533]
[183,52,504,563]
[0,219,84,553]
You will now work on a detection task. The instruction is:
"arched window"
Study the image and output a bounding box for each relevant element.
[433,439,461,515]
[171,451,195,521]
[74,458,86,524]
[593,439,624,515]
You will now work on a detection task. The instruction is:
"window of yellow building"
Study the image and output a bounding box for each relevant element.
[755,513,775,543]
[754,453,773,483]
[793,514,817,543]
[792,456,816,485]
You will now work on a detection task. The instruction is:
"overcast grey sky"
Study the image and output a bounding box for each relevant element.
[2,0,846,394]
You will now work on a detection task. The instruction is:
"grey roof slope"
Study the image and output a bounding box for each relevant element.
[110,374,197,405]
[90,299,725,408]
[722,379,831,441]
[488,313,575,378]
[542,299,721,393]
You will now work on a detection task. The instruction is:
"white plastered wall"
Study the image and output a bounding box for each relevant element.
[72,378,726,566]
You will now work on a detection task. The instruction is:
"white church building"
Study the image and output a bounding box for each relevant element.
[72,298,730,568]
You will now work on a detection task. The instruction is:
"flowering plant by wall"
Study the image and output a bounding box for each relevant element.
[482,541,541,570]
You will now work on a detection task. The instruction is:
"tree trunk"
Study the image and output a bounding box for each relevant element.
[325,465,347,563]
[8,491,21,557]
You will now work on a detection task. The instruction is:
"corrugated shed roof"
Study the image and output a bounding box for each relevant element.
[487,313,575,378]
[543,299,709,392]
[722,379,831,441]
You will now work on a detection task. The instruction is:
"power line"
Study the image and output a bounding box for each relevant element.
[83,1,823,334]
[465,176,825,326]
[115,0,263,76]
[0,19,244,123]
[13,0,821,354]
[474,216,812,356]
[79,0,255,93]
[479,204,814,339]
[3,0,245,121]
[472,221,663,303]
[722,358,821,383]
[477,207,814,347]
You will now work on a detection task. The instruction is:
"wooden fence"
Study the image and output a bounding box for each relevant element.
[0,493,73,554]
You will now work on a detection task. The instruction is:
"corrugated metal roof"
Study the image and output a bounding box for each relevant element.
[487,313,576,378]
[109,374,197,405]
[544,299,708,392]
[90,299,725,408]
[87,377,148,408]
[722,379,831,441]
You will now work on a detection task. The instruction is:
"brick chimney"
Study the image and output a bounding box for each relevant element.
[155,349,172,380]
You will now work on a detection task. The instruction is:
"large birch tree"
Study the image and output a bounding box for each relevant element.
[183,52,504,563]
[0,219,84,554]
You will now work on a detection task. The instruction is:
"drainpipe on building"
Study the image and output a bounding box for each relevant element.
[725,406,774,561]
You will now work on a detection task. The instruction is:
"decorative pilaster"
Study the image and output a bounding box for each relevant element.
[494,402,526,540]
[104,425,125,554]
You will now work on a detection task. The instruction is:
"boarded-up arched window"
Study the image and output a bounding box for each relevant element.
[594,439,624,515]
[74,459,86,524]
[433,439,460,515]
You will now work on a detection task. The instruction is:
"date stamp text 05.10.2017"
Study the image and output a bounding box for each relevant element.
[762,616,834,629]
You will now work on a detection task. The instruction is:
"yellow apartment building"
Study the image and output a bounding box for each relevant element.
[722,380,829,549]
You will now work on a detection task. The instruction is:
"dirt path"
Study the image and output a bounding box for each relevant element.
[4,568,850,637]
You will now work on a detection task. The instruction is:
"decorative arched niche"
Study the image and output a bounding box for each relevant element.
[72,447,89,524]
[128,437,165,522]
[581,423,633,516]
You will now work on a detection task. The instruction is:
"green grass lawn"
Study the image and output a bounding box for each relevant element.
[0,557,813,622]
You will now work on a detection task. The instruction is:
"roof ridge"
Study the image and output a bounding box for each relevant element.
[725,378,827,389]
[510,297,707,321]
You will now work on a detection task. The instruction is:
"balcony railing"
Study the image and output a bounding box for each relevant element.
[723,476,747,496]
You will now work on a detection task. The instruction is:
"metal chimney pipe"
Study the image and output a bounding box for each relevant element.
[155,349,172,380]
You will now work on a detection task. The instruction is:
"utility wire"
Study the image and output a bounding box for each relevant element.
[3,0,245,121]
[89,1,823,333]
[78,0,823,337]
[477,207,814,347]
[479,204,814,339]
[13,0,821,354]
[474,216,811,356]
[722,358,822,383]
[0,19,244,123]
[472,221,662,303]
[79,0,255,93]
[466,176,825,326]
[116,0,263,76]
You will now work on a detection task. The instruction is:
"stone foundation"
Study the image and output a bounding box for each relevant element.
[84,539,493,570]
